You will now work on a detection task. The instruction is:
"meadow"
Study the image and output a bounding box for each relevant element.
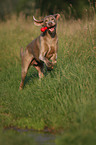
[0,15,96,144]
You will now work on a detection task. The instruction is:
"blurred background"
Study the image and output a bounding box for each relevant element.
[0,0,96,21]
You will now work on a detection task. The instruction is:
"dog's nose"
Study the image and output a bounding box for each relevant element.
[48,21,52,26]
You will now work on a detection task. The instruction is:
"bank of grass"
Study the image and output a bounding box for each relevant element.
[0,15,96,144]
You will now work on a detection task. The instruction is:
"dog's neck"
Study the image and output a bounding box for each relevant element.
[48,28,56,38]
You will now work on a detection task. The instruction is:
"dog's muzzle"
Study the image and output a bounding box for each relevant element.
[48,25,56,33]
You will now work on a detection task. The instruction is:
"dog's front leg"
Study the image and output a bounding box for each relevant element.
[50,53,57,65]
[39,53,53,69]
[50,42,58,66]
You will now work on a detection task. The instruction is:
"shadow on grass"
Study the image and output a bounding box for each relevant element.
[23,65,56,88]
[24,71,38,88]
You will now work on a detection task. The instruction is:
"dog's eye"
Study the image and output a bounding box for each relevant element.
[51,18,54,21]
[45,20,48,23]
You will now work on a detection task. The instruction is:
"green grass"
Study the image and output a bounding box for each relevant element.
[0,15,96,144]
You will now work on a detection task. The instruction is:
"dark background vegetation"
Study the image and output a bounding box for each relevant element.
[0,0,96,20]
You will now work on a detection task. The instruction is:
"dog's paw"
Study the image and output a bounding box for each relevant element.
[47,62,54,70]
[47,61,53,68]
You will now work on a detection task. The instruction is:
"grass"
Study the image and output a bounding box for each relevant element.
[0,15,96,144]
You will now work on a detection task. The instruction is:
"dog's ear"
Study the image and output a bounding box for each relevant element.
[33,16,44,26]
[54,14,60,20]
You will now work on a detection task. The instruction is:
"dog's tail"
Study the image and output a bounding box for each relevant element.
[20,47,23,59]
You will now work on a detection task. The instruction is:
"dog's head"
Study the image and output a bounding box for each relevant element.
[33,14,60,33]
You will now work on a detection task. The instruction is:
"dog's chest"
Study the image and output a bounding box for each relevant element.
[46,38,56,56]
[43,36,56,49]
[40,34,58,59]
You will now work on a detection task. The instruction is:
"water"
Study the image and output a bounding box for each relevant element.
[4,128,57,145]
[27,131,56,145]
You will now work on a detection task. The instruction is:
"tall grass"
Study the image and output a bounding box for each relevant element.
[0,15,96,144]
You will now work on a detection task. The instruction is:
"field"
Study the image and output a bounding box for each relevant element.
[0,15,96,144]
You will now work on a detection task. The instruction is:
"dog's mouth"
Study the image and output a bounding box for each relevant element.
[41,25,56,33]
[48,25,56,32]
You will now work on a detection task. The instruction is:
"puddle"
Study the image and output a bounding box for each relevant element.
[27,131,56,145]
[5,128,57,145]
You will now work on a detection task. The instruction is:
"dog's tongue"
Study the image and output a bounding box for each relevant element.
[48,27,55,32]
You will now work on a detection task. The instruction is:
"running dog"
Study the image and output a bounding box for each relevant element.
[19,14,60,89]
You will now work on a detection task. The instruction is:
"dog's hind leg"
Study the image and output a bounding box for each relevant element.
[34,63,44,79]
[19,49,33,90]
